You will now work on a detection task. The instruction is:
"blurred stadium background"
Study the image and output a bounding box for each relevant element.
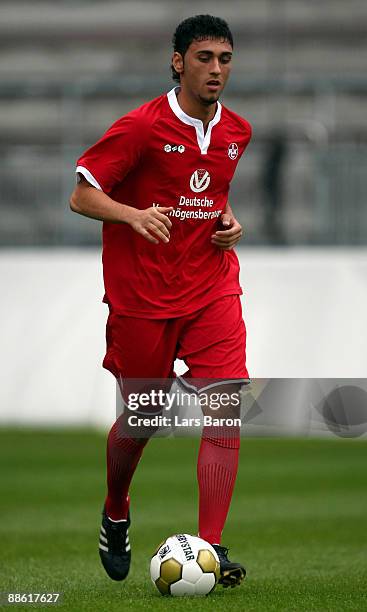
[0,0,366,428]
[1,5,366,610]
[1,0,367,246]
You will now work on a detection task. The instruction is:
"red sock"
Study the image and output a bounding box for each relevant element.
[105,418,148,520]
[197,426,240,544]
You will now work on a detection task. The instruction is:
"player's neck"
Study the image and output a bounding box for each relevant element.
[176,88,217,132]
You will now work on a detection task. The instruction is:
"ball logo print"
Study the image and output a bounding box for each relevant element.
[164,144,171,152]
[158,544,171,560]
[190,169,211,193]
[228,143,238,160]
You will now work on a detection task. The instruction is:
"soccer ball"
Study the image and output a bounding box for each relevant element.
[150,534,220,596]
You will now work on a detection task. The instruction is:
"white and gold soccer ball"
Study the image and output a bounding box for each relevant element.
[150,534,220,596]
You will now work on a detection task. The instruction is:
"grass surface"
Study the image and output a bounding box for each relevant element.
[0,430,367,611]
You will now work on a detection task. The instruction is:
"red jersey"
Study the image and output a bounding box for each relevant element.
[76,87,252,318]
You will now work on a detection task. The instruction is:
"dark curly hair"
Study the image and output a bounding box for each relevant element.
[171,15,233,83]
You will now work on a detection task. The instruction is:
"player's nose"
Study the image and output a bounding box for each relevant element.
[209,58,221,75]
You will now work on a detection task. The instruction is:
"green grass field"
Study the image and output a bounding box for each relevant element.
[1,430,367,611]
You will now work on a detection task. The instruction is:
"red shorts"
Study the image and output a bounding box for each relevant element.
[103,295,248,386]
[103,295,248,392]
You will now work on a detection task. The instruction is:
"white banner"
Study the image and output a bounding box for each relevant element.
[0,248,366,428]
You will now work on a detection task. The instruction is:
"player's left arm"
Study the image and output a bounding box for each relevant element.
[211,201,243,250]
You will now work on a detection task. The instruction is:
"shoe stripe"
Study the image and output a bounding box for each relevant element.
[126,544,131,552]
[125,535,129,545]
[100,525,106,535]
[99,543,108,552]
[99,534,108,544]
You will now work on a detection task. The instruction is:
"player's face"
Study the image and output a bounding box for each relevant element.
[174,38,233,106]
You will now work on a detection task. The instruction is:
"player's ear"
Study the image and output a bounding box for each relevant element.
[172,52,184,77]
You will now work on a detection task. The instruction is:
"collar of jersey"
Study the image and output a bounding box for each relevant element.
[167,87,222,155]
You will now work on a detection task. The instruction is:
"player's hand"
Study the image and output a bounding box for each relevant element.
[128,206,173,244]
[211,213,243,250]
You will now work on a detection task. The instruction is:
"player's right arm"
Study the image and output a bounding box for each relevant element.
[70,176,172,244]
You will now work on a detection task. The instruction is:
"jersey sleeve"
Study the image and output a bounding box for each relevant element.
[242,119,252,154]
[76,111,148,194]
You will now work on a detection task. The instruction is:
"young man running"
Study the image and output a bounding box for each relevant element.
[70,14,252,588]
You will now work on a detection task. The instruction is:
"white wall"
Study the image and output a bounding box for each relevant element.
[0,248,366,427]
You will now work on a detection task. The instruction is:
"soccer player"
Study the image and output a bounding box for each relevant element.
[70,15,252,588]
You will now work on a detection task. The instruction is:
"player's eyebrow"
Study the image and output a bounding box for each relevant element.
[195,50,233,58]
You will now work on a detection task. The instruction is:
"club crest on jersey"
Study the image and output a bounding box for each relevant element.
[164,144,185,153]
[190,169,211,193]
[228,142,239,160]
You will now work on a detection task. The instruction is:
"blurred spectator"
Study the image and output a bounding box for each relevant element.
[262,132,287,244]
